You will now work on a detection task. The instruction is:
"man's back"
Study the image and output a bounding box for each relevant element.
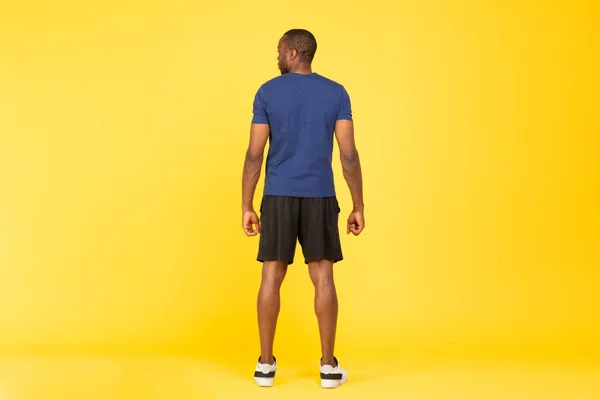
[252,72,352,198]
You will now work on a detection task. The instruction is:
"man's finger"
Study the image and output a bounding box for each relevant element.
[243,221,256,236]
[350,222,363,235]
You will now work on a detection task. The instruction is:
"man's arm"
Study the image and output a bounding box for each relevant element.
[241,123,270,235]
[335,119,365,235]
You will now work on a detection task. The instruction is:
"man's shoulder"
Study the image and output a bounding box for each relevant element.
[258,75,287,90]
[258,73,345,89]
[313,73,345,88]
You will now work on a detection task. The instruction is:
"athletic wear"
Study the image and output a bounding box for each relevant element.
[257,195,343,265]
[254,356,277,387]
[251,72,353,198]
[320,357,348,389]
[250,71,351,387]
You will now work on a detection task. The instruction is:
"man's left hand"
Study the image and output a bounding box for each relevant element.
[242,210,261,236]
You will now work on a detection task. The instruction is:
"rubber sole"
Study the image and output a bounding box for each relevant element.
[255,377,274,387]
[321,376,348,388]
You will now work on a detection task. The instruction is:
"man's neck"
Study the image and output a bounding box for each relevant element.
[290,64,313,74]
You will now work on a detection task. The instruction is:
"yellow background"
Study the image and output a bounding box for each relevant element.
[0,0,599,397]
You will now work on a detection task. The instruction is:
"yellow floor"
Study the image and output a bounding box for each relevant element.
[0,356,598,399]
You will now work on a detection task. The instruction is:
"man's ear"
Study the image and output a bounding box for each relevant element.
[289,48,298,60]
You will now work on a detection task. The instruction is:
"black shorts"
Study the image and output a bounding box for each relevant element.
[257,195,343,265]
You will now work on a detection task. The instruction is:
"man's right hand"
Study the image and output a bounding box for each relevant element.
[242,210,261,236]
[347,210,365,236]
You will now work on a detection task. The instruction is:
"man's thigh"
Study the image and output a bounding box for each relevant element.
[298,197,343,264]
[257,196,300,264]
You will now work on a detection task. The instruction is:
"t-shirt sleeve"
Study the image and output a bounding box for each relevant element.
[337,86,353,121]
[251,86,269,124]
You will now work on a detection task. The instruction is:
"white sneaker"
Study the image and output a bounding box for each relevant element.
[319,357,348,388]
[254,356,277,387]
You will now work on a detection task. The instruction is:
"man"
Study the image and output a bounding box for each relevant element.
[241,29,365,389]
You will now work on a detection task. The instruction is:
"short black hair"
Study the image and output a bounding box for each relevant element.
[282,29,317,63]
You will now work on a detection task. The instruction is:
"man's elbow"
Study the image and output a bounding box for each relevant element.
[340,149,360,166]
[245,149,263,164]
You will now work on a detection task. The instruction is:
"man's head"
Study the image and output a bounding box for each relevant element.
[277,29,317,74]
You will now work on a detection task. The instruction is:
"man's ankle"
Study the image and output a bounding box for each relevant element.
[320,357,337,367]
[260,355,275,365]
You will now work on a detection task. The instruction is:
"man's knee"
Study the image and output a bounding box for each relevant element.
[261,261,288,285]
[308,259,335,288]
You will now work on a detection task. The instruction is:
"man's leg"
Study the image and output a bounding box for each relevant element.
[308,259,338,367]
[257,260,288,364]
[299,197,343,367]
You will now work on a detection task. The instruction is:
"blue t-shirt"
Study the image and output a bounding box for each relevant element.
[251,72,353,198]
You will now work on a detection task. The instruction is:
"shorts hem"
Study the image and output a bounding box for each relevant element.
[257,257,294,265]
[303,257,344,265]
